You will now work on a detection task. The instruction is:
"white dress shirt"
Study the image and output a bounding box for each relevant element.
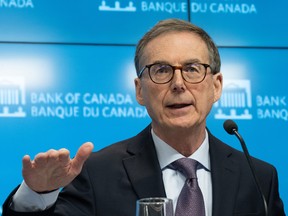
[152,129,212,216]
[12,181,60,211]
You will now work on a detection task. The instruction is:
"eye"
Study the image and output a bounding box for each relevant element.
[184,64,201,73]
[152,64,172,74]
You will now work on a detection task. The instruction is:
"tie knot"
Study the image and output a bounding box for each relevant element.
[170,158,198,179]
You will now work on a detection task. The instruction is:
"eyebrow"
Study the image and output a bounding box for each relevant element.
[150,59,203,65]
[181,59,202,65]
[149,60,170,65]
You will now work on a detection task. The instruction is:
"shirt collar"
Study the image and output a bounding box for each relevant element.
[152,129,210,171]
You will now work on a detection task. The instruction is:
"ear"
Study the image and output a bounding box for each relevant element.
[134,78,145,105]
[213,73,223,102]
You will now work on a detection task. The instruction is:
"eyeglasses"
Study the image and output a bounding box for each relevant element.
[137,63,211,84]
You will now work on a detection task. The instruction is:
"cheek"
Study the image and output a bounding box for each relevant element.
[146,89,165,107]
[142,86,166,112]
[194,83,215,109]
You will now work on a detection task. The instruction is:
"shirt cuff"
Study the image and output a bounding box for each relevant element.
[11,180,60,212]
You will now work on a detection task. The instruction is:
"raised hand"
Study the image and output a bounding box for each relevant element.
[22,142,94,193]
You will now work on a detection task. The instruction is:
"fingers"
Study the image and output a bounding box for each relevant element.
[34,152,49,166]
[23,149,70,169]
[58,148,70,164]
[72,142,94,174]
[23,152,50,170]
[77,142,94,159]
[22,155,32,170]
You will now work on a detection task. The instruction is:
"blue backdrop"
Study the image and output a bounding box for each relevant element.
[0,0,287,214]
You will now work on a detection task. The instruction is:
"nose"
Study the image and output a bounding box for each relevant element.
[170,69,186,92]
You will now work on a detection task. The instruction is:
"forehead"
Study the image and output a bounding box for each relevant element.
[141,31,209,66]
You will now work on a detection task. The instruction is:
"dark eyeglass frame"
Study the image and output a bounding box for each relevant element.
[137,62,211,84]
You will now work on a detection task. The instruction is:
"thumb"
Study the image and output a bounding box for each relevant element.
[72,142,94,174]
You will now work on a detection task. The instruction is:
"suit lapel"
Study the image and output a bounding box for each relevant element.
[209,132,240,216]
[123,125,166,199]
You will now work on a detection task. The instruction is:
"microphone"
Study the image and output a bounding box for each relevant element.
[223,119,268,216]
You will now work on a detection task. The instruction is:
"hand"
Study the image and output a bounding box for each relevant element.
[22,142,94,193]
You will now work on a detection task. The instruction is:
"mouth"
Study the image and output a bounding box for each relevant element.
[166,103,192,109]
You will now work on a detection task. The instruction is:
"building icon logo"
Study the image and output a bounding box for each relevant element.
[214,79,252,119]
[0,77,26,117]
[99,1,136,12]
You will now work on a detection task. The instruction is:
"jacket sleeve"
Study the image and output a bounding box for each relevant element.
[2,186,56,216]
[266,166,286,216]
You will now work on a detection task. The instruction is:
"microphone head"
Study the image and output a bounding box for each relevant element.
[223,119,238,135]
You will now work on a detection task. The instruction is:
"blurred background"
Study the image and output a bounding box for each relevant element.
[0,0,287,214]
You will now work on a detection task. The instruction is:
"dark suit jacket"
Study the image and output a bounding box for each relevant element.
[3,125,286,216]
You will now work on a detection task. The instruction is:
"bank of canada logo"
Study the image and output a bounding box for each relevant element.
[99,1,136,12]
[214,80,252,119]
[0,77,26,117]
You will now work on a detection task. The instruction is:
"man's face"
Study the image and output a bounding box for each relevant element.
[135,31,222,133]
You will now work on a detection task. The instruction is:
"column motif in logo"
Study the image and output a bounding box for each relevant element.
[214,79,252,119]
[0,77,26,117]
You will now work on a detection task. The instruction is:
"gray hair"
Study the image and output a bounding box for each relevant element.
[134,18,221,74]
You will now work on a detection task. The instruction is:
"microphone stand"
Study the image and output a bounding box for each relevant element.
[232,128,268,216]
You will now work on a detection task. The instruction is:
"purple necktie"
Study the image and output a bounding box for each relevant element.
[171,158,206,216]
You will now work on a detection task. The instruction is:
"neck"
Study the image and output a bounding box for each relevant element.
[152,124,206,157]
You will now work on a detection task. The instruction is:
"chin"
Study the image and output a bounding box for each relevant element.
[167,119,195,129]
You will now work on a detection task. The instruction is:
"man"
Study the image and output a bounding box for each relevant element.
[2,18,285,216]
